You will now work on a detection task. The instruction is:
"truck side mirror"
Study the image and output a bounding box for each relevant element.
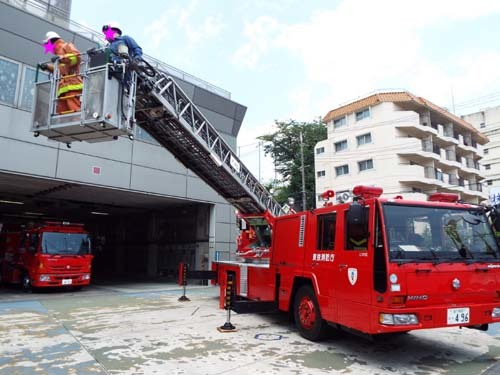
[347,201,366,226]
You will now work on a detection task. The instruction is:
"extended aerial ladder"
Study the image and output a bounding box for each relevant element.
[31,50,285,218]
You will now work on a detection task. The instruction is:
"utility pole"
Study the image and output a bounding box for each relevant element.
[300,131,306,211]
[258,141,261,182]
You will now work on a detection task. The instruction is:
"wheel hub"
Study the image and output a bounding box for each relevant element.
[298,296,316,329]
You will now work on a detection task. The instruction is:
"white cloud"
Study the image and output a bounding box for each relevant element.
[233,0,500,116]
[232,16,282,69]
[144,13,172,49]
[144,0,224,53]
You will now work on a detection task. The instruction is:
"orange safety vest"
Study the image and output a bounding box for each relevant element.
[52,40,83,97]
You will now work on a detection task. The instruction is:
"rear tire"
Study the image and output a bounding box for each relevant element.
[293,285,328,341]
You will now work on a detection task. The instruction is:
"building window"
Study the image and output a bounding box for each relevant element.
[358,159,374,171]
[334,116,346,129]
[355,108,370,121]
[317,170,326,178]
[19,66,48,110]
[412,187,423,193]
[335,165,349,176]
[487,180,493,186]
[480,122,486,128]
[316,147,325,155]
[0,56,21,106]
[334,140,348,152]
[356,133,372,146]
[484,149,489,155]
[485,164,491,170]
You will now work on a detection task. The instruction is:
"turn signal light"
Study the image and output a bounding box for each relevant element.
[390,295,406,305]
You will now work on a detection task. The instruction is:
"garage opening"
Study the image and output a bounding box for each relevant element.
[0,172,213,288]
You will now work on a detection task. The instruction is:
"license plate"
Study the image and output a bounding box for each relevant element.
[447,307,470,325]
[62,279,72,285]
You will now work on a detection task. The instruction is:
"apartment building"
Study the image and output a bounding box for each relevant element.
[462,105,500,203]
[315,91,488,206]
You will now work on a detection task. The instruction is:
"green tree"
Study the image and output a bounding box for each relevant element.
[258,119,327,210]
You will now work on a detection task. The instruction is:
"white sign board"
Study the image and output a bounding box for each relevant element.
[230,155,241,173]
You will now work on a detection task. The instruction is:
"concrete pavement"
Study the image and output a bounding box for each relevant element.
[0,283,499,374]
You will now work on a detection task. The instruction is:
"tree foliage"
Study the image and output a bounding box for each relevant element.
[258,119,327,210]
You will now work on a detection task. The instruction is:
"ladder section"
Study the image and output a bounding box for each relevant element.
[134,69,284,216]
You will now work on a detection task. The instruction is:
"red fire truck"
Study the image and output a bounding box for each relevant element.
[0,222,92,291]
[31,51,500,338]
[215,187,500,340]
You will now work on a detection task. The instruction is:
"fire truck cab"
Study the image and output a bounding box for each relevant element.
[218,186,500,340]
[0,222,93,291]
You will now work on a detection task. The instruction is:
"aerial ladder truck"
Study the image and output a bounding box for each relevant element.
[31,50,500,340]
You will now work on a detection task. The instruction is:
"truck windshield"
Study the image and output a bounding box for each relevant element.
[41,232,91,255]
[382,203,500,262]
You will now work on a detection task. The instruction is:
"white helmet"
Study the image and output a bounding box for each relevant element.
[102,21,122,35]
[43,31,61,44]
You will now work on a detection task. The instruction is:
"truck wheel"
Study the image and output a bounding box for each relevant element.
[293,285,328,341]
[22,274,32,293]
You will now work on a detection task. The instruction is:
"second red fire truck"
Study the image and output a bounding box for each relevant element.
[0,222,93,291]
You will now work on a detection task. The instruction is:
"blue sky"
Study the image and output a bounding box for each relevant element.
[71,0,500,181]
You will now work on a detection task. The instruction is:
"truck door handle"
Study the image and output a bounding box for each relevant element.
[339,264,348,269]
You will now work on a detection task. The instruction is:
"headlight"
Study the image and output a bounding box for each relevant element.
[39,275,51,282]
[492,307,500,318]
[380,313,419,326]
[82,274,91,280]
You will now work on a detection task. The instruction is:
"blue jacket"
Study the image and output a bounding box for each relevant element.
[108,35,143,61]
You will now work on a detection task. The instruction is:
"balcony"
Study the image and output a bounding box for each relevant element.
[396,118,438,139]
[398,140,440,164]
[468,182,483,192]
[462,181,488,201]
[442,173,463,194]
[434,124,459,146]
[399,165,443,187]
[456,134,479,153]
[424,166,445,187]
[461,158,482,177]
[445,150,461,167]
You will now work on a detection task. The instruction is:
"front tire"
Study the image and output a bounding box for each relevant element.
[293,285,328,341]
